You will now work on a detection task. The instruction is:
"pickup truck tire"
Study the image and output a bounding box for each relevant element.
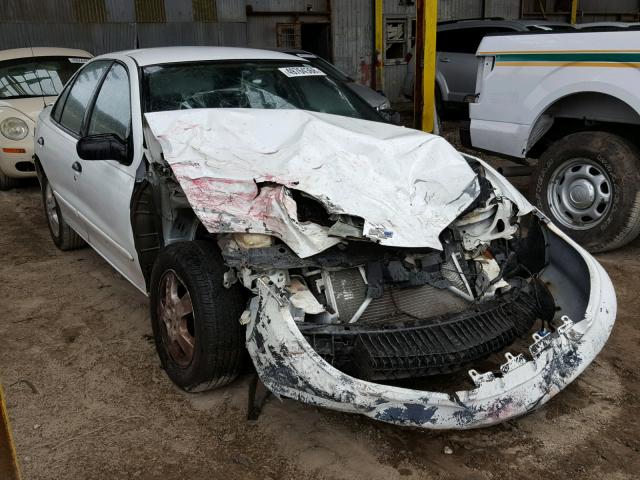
[150,241,246,392]
[532,131,640,252]
[0,170,18,190]
[42,179,86,251]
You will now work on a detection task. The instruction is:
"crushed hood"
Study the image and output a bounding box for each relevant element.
[144,109,479,257]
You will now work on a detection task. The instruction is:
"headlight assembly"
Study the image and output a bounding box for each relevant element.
[1,117,29,141]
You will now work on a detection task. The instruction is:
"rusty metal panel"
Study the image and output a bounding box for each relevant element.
[134,0,166,22]
[137,22,221,47]
[217,0,247,21]
[0,22,134,54]
[484,0,520,19]
[437,0,482,21]
[247,14,294,48]
[106,0,136,21]
[332,0,373,86]
[218,22,248,45]
[164,0,194,21]
[0,0,74,23]
[249,0,328,12]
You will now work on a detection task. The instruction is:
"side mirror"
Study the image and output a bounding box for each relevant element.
[379,108,401,125]
[76,133,129,163]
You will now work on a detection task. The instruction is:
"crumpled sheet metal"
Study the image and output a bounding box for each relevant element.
[246,222,616,429]
[144,108,479,257]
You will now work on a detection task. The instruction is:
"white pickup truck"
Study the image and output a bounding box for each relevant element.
[468,30,640,252]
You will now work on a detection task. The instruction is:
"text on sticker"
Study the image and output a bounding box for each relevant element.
[278,66,326,78]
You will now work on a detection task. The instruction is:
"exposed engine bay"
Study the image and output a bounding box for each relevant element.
[216,163,554,383]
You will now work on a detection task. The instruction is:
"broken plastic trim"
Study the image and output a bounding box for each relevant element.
[245,218,616,429]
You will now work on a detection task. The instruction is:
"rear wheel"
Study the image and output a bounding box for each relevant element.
[532,131,640,252]
[150,241,246,392]
[42,179,86,251]
[0,170,18,190]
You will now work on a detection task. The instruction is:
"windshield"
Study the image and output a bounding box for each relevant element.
[142,61,381,122]
[0,56,88,99]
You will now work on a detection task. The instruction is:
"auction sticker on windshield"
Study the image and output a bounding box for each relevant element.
[278,66,326,77]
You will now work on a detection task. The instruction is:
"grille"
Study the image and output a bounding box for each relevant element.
[301,290,539,381]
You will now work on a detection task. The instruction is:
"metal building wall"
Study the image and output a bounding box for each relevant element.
[331,0,521,102]
[0,0,248,55]
[332,0,373,84]
[246,1,330,49]
[522,0,640,22]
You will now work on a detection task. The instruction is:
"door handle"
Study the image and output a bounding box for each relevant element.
[439,57,451,63]
[37,137,44,145]
[72,161,82,173]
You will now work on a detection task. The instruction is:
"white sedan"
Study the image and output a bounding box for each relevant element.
[35,47,615,429]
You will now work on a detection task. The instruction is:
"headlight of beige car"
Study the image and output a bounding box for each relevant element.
[1,117,29,141]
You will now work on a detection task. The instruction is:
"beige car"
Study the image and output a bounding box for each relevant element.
[0,47,92,189]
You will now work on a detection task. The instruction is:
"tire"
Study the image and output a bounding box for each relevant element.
[150,241,246,392]
[42,178,86,251]
[0,170,18,190]
[532,131,640,252]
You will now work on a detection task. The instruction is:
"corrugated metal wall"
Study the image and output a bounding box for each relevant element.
[2,0,589,103]
[522,0,640,22]
[332,0,373,84]
[0,0,247,55]
[246,1,330,49]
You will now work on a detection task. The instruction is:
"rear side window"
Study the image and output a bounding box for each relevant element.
[58,60,109,135]
[438,27,517,54]
[88,63,131,141]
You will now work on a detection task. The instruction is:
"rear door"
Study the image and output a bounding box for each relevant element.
[36,60,111,236]
[437,27,516,102]
[74,60,146,292]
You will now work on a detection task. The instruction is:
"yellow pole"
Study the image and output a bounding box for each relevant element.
[570,0,579,24]
[374,0,384,91]
[421,0,437,132]
[0,384,21,480]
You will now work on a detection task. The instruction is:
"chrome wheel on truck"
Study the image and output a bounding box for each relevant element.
[533,131,640,252]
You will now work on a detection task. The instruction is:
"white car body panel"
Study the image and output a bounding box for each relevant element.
[144,108,479,257]
[469,31,640,158]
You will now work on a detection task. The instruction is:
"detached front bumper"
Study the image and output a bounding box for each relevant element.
[246,219,616,429]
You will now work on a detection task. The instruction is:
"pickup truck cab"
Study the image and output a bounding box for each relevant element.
[469,30,640,252]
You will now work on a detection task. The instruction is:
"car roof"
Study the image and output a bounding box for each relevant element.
[0,47,92,62]
[103,46,305,66]
[438,18,573,31]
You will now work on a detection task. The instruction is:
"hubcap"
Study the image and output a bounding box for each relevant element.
[158,270,195,367]
[547,159,612,230]
[45,183,60,237]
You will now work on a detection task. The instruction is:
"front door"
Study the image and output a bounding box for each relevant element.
[74,61,146,291]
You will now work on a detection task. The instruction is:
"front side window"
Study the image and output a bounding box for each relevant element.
[0,56,89,99]
[142,61,381,122]
[59,60,109,135]
[88,63,131,140]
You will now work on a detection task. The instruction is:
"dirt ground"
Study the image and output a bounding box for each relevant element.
[1,139,640,479]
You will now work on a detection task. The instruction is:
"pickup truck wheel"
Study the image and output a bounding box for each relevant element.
[0,170,18,190]
[532,131,640,252]
[150,241,246,392]
[42,180,86,251]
